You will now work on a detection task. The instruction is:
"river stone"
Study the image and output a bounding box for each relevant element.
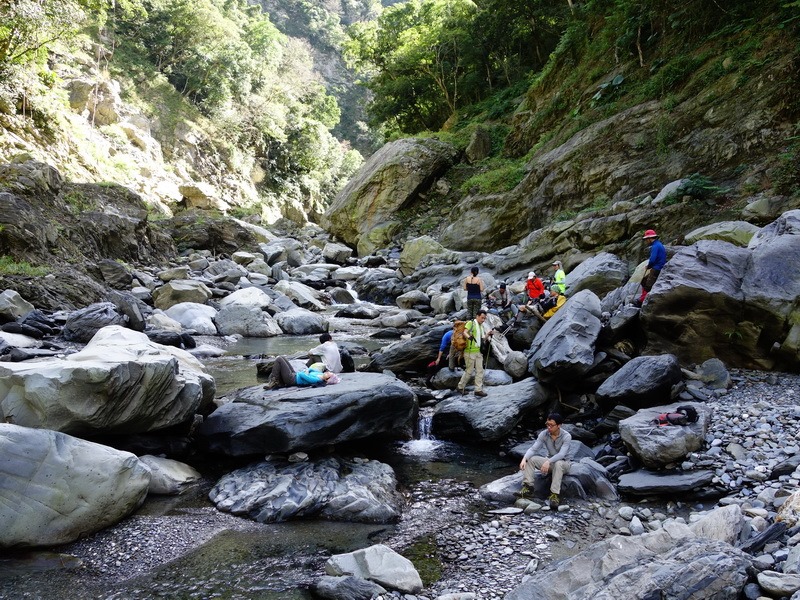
[0,325,214,434]
[198,372,415,456]
[399,235,446,275]
[335,303,381,319]
[218,287,271,309]
[322,242,354,264]
[62,302,127,343]
[274,307,327,335]
[157,266,191,282]
[617,469,716,496]
[431,378,548,442]
[758,571,800,597]
[164,302,218,335]
[313,575,387,600]
[274,280,325,310]
[139,455,202,495]
[595,354,683,409]
[618,402,709,468]
[0,290,35,320]
[325,543,423,594]
[528,290,603,386]
[152,279,213,310]
[396,289,430,310]
[215,303,283,337]
[210,457,401,524]
[0,423,150,548]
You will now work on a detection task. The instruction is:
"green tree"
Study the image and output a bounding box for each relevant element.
[0,0,89,66]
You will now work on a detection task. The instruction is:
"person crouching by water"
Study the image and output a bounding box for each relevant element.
[463,266,485,320]
[264,356,340,390]
[457,309,492,397]
[517,412,571,510]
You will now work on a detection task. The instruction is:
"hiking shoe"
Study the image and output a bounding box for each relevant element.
[263,381,278,390]
[548,493,560,510]
[514,484,531,499]
[475,390,487,397]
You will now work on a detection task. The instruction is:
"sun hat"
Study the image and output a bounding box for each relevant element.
[643,229,658,239]
[527,271,535,279]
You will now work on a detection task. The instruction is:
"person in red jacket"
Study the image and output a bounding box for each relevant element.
[525,271,545,302]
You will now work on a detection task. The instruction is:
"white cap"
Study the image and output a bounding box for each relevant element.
[527,271,535,279]
[552,260,562,266]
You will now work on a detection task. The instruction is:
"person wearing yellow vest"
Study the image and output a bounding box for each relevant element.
[457,309,493,397]
[551,260,566,294]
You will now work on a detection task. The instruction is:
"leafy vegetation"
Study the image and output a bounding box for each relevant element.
[0,256,49,277]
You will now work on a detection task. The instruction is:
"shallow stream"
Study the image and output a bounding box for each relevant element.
[0,317,515,599]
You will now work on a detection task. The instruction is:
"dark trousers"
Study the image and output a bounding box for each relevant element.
[268,356,296,387]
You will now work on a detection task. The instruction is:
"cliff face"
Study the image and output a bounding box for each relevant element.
[330,24,799,257]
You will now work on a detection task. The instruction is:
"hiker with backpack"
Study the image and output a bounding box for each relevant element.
[517,412,571,510]
[426,322,465,385]
[457,309,493,397]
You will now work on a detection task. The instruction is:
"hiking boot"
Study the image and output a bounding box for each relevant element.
[263,380,279,391]
[548,493,560,510]
[475,390,487,397]
[514,484,531,499]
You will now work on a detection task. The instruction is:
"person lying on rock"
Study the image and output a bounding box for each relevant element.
[517,412,572,510]
[264,356,339,390]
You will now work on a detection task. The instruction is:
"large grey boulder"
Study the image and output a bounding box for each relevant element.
[399,235,447,275]
[62,302,127,342]
[431,378,548,442]
[504,511,751,600]
[198,372,416,456]
[0,423,150,548]
[152,279,213,310]
[0,289,34,320]
[617,469,716,496]
[564,252,629,298]
[164,302,218,335]
[214,303,283,337]
[322,138,459,256]
[0,326,214,434]
[618,402,709,468]
[528,290,603,386]
[210,457,401,524]
[595,354,683,409]
[274,280,325,310]
[367,324,449,373]
[325,544,423,594]
[274,307,327,335]
[643,212,800,370]
[139,455,202,495]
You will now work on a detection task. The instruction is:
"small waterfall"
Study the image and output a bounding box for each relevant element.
[400,407,442,455]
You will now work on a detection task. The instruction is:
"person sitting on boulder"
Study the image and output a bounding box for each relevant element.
[517,412,572,510]
[307,332,343,373]
[264,356,339,390]
[531,287,566,322]
[525,271,545,304]
[487,282,521,322]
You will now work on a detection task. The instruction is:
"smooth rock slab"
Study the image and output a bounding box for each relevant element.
[0,326,214,435]
[0,423,150,548]
[198,372,416,456]
[210,457,401,524]
[617,469,716,496]
[325,543,423,594]
[431,378,548,442]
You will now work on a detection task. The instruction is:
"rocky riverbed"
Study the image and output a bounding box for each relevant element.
[2,368,799,600]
